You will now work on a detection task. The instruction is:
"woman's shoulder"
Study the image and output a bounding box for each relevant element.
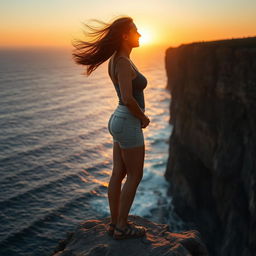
[109,54,130,71]
[108,55,130,83]
[114,55,138,72]
[113,55,131,66]
[108,53,138,82]
[113,55,133,73]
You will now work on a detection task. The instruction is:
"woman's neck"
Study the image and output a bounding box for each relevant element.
[116,45,132,58]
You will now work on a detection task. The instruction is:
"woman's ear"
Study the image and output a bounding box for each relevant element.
[122,34,128,41]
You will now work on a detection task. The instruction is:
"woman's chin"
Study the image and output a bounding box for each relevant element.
[133,42,140,48]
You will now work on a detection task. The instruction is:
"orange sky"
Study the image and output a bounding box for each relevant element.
[1,0,256,49]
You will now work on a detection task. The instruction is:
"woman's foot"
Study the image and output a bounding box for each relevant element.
[107,221,134,236]
[107,223,116,236]
[113,222,146,240]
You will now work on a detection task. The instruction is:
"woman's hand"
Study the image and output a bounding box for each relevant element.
[141,115,150,128]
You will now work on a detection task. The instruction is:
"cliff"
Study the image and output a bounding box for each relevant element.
[165,36,256,256]
[52,215,208,256]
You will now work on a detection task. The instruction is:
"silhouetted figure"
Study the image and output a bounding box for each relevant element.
[72,16,150,240]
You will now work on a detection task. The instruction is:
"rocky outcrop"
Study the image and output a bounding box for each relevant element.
[52,215,208,256]
[165,36,256,256]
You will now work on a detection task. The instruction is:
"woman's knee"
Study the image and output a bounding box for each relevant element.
[111,168,126,181]
[126,171,143,184]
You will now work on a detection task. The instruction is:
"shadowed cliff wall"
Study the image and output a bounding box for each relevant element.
[164,37,256,256]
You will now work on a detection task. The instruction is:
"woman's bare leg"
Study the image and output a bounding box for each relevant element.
[116,144,145,228]
[107,141,127,225]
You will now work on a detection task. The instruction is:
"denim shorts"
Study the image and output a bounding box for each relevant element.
[108,104,144,149]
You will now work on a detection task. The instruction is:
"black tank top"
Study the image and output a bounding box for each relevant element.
[113,57,147,110]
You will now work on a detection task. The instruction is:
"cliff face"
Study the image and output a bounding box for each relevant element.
[165,37,256,256]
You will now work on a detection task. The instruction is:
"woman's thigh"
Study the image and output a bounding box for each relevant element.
[108,111,145,178]
[112,141,126,179]
[120,144,145,179]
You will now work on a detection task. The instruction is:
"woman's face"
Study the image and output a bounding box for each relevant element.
[124,22,141,47]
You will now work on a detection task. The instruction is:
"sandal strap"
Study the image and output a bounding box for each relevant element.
[114,222,145,236]
[114,225,127,234]
[126,226,133,235]
[127,223,144,236]
[114,225,133,235]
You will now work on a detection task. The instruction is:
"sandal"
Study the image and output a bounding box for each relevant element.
[106,221,134,236]
[107,223,116,236]
[113,222,146,240]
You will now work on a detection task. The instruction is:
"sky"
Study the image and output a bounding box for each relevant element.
[1,0,256,49]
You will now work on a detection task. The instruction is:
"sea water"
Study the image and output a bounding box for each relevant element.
[0,46,182,256]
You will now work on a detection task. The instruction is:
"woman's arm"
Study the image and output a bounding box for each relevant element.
[116,57,148,123]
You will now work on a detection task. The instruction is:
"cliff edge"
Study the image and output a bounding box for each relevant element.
[165,36,256,256]
[52,215,208,256]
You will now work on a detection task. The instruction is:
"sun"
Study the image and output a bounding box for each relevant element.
[138,28,154,45]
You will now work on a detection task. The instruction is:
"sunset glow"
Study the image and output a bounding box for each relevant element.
[0,1,255,49]
[138,28,154,45]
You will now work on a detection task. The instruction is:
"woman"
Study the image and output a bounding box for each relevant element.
[72,16,150,240]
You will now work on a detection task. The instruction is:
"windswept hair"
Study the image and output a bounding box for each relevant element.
[72,16,133,76]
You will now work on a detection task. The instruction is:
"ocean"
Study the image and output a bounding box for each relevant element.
[0,46,181,256]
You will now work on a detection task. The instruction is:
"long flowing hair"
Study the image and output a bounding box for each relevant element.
[72,16,133,76]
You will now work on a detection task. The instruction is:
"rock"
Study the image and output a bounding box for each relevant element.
[165,36,256,256]
[52,215,208,256]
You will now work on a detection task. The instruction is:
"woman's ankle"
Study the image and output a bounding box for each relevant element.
[116,220,128,228]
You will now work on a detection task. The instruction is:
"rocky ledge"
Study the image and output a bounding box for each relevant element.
[52,215,208,256]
